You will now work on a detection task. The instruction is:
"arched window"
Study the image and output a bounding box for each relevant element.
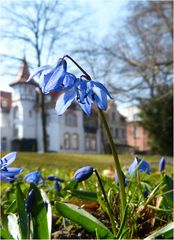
[71,133,79,150]
[13,123,19,138]
[1,137,7,151]
[85,134,97,151]
[13,106,19,119]
[64,132,71,149]
[65,112,77,126]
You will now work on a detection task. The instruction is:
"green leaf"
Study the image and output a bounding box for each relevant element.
[160,175,174,210]
[7,213,21,239]
[70,190,98,202]
[55,202,114,239]
[0,228,13,239]
[29,183,49,239]
[64,179,78,191]
[16,184,28,239]
[40,189,52,239]
[144,222,174,240]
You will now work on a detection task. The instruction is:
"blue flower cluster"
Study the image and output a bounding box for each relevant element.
[28,57,112,116]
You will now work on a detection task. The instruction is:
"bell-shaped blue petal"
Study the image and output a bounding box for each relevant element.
[0,152,17,170]
[2,167,23,177]
[28,59,68,94]
[74,166,94,182]
[77,98,92,116]
[24,171,42,185]
[129,156,152,176]
[159,157,166,171]
[62,73,76,90]
[27,65,52,82]
[55,89,76,115]
[87,81,112,111]
[92,81,113,99]
[43,59,67,93]
[0,172,16,182]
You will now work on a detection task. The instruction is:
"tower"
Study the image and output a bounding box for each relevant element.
[10,57,38,151]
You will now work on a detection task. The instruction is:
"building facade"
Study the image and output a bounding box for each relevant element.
[119,106,150,153]
[0,58,127,153]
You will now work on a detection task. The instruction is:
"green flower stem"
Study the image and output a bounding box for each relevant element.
[98,108,126,220]
[94,169,117,236]
[66,55,126,222]
[64,55,91,80]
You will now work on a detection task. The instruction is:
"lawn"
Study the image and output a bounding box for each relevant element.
[2,151,173,174]
[1,152,173,239]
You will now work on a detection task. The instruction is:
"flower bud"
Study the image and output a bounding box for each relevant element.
[159,157,166,171]
[47,175,64,182]
[74,166,93,182]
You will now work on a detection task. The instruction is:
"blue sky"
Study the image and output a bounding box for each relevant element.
[0,0,129,92]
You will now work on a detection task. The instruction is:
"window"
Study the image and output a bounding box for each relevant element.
[85,134,97,151]
[65,112,77,126]
[2,100,8,107]
[133,126,139,139]
[122,128,126,139]
[13,106,19,119]
[112,112,116,121]
[64,133,71,149]
[115,128,119,138]
[29,109,32,118]
[13,124,19,138]
[71,133,79,150]
[1,137,7,151]
[91,137,97,150]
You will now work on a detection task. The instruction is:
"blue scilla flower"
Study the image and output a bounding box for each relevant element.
[54,180,61,191]
[55,78,112,116]
[74,166,94,182]
[24,171,43,185]
[27,58,67,94]
[159,157,166,171]
[129,156,152,176]
[0,152,23,182]
[47,175,64,182]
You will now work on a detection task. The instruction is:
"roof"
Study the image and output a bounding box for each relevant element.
[10,57,33,87]
[0,91,12,112]
[118,105,141,122]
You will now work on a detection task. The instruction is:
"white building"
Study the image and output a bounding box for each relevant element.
[0,58,127,153]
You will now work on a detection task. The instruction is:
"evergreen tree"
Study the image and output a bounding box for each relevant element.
[139,85,173,156]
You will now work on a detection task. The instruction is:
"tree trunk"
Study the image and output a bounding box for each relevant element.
[40,90,47,152]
